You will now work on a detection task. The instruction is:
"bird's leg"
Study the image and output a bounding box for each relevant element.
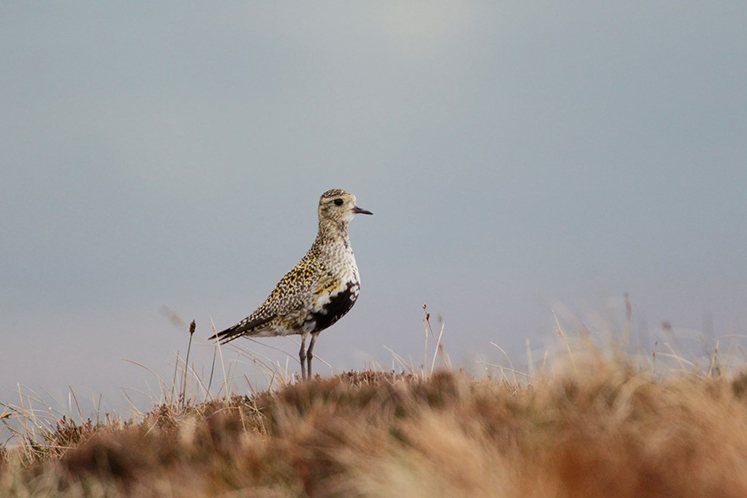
[299,335,307,380]
[306,333,318,379]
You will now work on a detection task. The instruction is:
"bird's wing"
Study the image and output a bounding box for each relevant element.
[210,258,323,344]
[311,272,342,297]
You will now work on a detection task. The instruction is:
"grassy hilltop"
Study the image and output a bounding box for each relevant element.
[4,346,747,498]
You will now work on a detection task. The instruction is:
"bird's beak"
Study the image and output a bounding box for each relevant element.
[352,206,373,215]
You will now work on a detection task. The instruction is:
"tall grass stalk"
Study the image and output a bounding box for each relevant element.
[180,320,196,409]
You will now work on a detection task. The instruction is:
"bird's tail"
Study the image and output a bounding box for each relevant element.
[209,314,276,345]
[209,325,241,345]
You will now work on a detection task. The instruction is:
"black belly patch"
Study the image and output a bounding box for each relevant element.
[307,282,359,333]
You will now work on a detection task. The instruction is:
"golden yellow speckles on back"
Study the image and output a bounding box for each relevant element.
[210,189,373,380]
[259,257,321,314]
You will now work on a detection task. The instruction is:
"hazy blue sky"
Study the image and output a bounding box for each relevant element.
[2,2,746,412]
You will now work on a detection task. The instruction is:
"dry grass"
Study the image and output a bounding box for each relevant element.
[2,307,746,496]
[3,350,747,497]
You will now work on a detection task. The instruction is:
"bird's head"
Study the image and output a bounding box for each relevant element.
[318,189,373,228]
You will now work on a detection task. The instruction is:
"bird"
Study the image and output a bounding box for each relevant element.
[210,189,373,380]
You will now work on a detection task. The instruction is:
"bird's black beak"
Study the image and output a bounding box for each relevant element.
[352,206,373,215]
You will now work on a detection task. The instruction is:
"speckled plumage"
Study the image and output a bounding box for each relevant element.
[211,189,372,379]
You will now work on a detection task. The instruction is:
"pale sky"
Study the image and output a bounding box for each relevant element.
[2,2,746,413]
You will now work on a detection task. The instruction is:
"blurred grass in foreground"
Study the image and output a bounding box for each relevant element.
[3,303,747,497]
[3,347,747,497]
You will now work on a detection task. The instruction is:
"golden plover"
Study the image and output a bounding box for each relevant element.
[210,189,372,379]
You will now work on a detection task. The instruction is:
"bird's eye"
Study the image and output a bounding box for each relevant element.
[334,199,343,206]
